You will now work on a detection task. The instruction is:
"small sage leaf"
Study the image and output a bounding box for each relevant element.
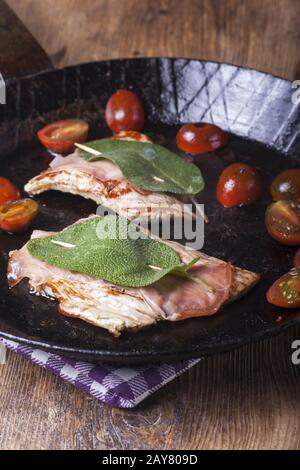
[78,139,204,194]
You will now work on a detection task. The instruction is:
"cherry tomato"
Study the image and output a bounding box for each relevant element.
[294,248,300,268]
[37,119,89,154]
[176,123,228,155]
[0,199,39,233]
[265,200,300,245]
[271,168,300,201]
[267,268,300,309]
[0,177,20,205]
[112,130,152,143]
[216,163,262,208]
[105,90,145,133]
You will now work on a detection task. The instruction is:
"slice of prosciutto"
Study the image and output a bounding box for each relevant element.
[24,153,192,221]
[7,218,259,336]
[141,262,232,321]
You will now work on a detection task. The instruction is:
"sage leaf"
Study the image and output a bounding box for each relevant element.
[78,139,204,194]
[27,216,186,288]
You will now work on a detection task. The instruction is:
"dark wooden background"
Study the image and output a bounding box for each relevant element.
[5,0,300,80]
[1,0,300,450]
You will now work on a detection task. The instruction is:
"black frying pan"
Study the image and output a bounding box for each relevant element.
[0,6,299,364]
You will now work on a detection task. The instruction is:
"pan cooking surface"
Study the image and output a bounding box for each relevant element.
[0,127,299,363]
[0,59,300,364]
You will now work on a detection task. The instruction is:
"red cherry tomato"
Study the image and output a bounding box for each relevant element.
[216,163,262,208]
[271,168,300,201]
[176,123,228,155]
[265,200,300,245]
[0,177,20,205]
[267,268,300,309]
[37,119,89,154]
[112,130,152,143]
[294,249,300,268]
[105,90,145,133]
[0,199,39,233]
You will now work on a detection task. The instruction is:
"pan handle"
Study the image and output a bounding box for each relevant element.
[0,0,53,80]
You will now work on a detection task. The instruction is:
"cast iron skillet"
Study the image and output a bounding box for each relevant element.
[0,58,300,364]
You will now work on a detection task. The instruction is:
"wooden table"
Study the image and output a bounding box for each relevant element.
[0,0,51,78]
[1,0,300,450]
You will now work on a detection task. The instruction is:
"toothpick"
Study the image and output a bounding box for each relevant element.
[189,196,209,224]
[148,265,163,271]
[50,240,76,248]
[153,176,165,183]
[75,143,102,156]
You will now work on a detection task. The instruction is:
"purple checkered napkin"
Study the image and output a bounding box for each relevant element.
[0,337,200,408]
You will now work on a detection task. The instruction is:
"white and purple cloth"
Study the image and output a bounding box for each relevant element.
[0,337,200,408]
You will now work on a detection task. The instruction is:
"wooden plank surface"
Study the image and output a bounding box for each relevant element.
[6,0,300,80]
[0,0,51,78]
[1,0,300,450]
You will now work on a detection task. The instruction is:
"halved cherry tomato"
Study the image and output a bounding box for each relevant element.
[176,123,228,155]
[37,119,89,154]
[265,200,300,245]
[294,248,300,267]
[271,168,300,201]
[267,268,300,308]
[0,199,39,233]
[216,163,262,208]
[112,130,152,143]
[105,90,145,133]
[0,177,20,205]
